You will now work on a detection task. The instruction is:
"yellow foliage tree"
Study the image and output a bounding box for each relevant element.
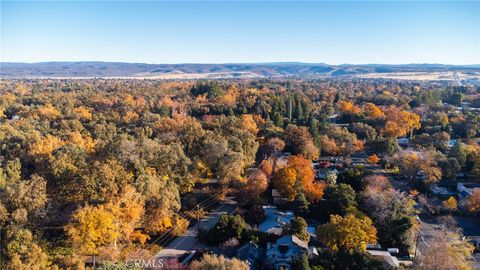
[29,135,65,157]
[272,167,297,201]
[317,214,377,252]
[6,229,49,270]
[145,208,173,233]
[67,131,97,154]
[73,106,93,121]
[395,151,421,178]
[66,204,119,257]
[190,254,249,270]
[171,215,189,236]
[109,185,148,244]
[383,107,420,138]
[217,85,239,106]
[36,104,61,121]
[67,186,149,264]
[122,94,136,109]
[241,114,259,135]
[123,111,139,123]
[442,196,458,212]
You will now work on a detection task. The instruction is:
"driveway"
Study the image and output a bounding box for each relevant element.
[154,198,236,258]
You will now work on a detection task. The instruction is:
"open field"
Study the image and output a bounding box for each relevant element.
[357,71,480,81]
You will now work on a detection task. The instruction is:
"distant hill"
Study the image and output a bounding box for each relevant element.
[1,62,479,80]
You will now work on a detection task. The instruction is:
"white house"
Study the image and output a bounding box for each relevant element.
[266,235,310,270]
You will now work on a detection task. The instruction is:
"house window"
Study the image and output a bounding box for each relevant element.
[278,244,289,254]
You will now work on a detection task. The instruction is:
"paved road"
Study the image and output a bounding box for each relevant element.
[154,198,236,258]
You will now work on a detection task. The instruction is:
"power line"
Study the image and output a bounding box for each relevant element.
[152,196,220,249]
[156,197,221,250]
[146,195,218,249]
[144,189,224,251]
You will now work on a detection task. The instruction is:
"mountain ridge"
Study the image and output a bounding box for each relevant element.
[1,62,479,79]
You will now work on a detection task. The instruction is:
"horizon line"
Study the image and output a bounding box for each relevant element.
[2,61,479,66]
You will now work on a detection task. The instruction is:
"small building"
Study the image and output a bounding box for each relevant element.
[266,235,310,270]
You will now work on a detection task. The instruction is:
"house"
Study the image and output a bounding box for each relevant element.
[366,250,400,268]
[259,206,293,234]
[259,206,317,236]
[271,189,289,205]
[236,241,263,269]
[327,114,338,123]
[397,138,409,146]
[461,102,471,109]
[448,139,458,148]
[318,161,332,168]
[457,182,480,199]
[316,168,339,181]
[266,235,310,270]
[430,185,456,197]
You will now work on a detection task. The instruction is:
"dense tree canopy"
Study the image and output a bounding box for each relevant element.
[0,78,478,269]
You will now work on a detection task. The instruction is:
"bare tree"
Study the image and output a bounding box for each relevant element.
[414,227,474,270]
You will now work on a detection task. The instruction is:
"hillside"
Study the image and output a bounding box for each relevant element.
[1,62,480,81]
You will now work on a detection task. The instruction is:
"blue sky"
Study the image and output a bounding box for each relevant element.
[1,1,479,64]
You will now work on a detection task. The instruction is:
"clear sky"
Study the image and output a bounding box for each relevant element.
[1,1,479,64]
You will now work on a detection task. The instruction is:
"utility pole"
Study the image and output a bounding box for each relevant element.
[196,204,200,234]
[414,232,421,258]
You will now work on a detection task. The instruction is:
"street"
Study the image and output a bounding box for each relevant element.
[153,198,236,258]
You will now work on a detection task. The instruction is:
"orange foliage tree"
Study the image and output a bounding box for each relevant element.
[382,107,421,138]
[468,188,480,213]
[367,154,381,164]
[337,100,361,115]
[363,103,384,119]
[272,155,325,202]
